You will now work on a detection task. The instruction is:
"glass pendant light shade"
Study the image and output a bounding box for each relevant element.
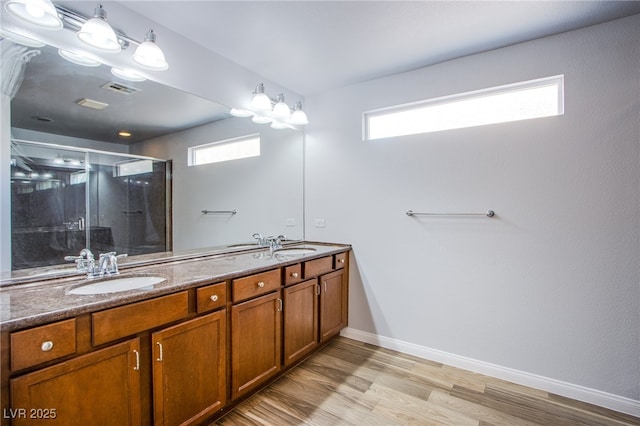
[251,83,272,111]
[4,0,62,30]
[290,102,309,125]
[77,5,121,52]
[132,29,168,71]
[272,94,291,119]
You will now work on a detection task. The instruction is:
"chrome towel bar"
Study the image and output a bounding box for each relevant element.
[406,210,495,218]
[202,209,237,215]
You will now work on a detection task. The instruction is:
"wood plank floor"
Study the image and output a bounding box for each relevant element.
[213,337,640,426]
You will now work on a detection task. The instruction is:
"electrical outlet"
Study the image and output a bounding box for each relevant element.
[314,218,326,228]
[286,218,296,227]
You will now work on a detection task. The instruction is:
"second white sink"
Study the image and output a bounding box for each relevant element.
[69,276,166,295]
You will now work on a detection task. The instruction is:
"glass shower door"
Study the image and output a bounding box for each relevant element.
[87,151,169,257]
[10,142,88,269]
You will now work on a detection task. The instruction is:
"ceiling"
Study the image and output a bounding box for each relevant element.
[119,1,640,96]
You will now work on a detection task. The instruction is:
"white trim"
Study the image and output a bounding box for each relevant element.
[340,327,640,418]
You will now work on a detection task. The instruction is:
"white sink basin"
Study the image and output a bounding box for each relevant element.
[274,247,317,256]
[69,276,165,295]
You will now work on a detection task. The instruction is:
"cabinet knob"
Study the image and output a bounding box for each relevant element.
[291,272,299,278]
[257,281,265,288]
[41,341,54,352]
[210,294,219,302]
[338,258,345,264]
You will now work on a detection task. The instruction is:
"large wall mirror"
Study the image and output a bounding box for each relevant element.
[4,41,304,278]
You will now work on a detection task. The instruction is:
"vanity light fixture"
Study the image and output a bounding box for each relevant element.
[272,94,291,120]
[132,29,168,71]
[232,83,309,129]
[251,83,272,111]
[77,4,121,53]
[4,0,63,30]
[290,102,309,125]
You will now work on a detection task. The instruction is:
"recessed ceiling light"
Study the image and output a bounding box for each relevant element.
[118,131,132,137]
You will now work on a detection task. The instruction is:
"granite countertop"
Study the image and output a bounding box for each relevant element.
[0,242,350,332]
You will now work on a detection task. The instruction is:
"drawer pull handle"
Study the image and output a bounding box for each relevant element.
[257,281,265,288]
[277,298,283,312]
[210,294,219,302]
[316,284,321,296]
[133,350,140,371]
[156,342,163,362]
[41,341,54,352]
[323,281,327,292]
[291,272,299,278]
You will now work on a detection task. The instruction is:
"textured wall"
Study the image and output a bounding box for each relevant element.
[305,15,639,401]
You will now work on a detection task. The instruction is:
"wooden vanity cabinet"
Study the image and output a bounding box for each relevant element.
[3,248,350,425]
[231,290,282,401]
[283,279,319,366]
[319,269,348,342]
[152,310,226,426]
[10,338,141,425]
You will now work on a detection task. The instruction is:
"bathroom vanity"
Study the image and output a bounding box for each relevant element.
[0,242,350,425]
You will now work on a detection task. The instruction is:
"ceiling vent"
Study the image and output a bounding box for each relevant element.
[76,98,109,110]
[100,81,141,96]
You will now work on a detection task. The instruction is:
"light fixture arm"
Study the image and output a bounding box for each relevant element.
[55,4,137,49]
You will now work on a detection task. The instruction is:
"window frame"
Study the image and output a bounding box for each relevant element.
[187,133,261,167]
[363,75,564,141]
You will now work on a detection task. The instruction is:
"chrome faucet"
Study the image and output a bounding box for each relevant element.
[252,233,286,253]
[64,248,95,274]
[265,235,286,254]
[98,252,128,275]
[65,248,127,278]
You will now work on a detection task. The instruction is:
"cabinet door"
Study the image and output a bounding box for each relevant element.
[231,291,281,400]
[10,339,141,426]
[320,270,348,342]
[283,279,319,366]
[152,310,226,426]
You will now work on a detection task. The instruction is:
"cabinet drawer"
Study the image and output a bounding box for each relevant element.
[11,319,76,371]
[284,264,303,286]
[197,282,227,313]
[92,292,189,346]
[232,269,280,303]
[335,252,347,269]
[303,256,333,279]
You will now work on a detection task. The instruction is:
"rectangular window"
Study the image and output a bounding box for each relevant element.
[364,75,564,141]
[188,134,260,166]
[114,159,153,177]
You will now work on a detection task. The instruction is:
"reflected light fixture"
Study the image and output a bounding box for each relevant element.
[111,67,146,82]
[58,49,101,67]
[4,0,63,30]
[77,4,121,53]
[232,83,309,129]
[0,28,46,47]
[132,29,168,71]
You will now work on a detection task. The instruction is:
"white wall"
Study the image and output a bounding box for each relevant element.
[305,15,640,410]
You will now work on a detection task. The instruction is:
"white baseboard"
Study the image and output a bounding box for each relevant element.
[340,327,640,418]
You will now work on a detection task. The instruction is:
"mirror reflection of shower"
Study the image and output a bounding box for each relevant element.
[10,140,171,270]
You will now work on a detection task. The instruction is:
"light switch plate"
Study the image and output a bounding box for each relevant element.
[314,219,326,228]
